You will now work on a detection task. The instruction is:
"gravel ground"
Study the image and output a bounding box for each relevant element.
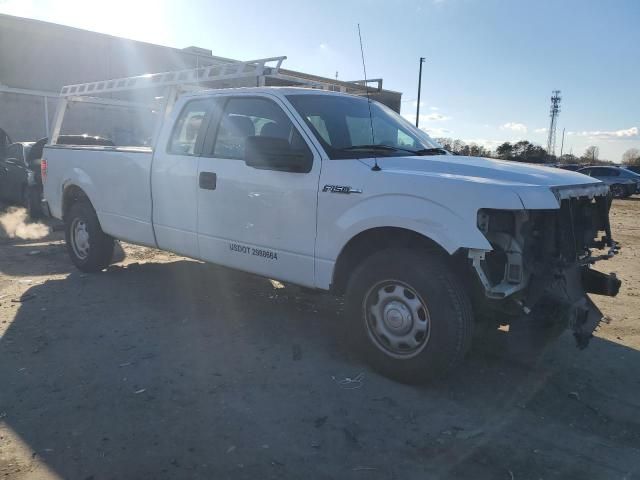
[0,200,639,480]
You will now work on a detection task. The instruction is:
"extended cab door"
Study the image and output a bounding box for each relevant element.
[151,97,213,258]
[196,94,321,287]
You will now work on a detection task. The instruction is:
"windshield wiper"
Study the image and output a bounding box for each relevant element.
[340,145,448,156]
[411,147,449,156]
[340,144,407,153]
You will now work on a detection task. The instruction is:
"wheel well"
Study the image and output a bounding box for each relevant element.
[331,227,449,295]
[62,185,90,220]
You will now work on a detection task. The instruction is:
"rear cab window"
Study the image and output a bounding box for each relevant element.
[167,99,212,155]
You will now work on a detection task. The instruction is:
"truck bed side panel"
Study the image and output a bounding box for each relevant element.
[43,146,156,247]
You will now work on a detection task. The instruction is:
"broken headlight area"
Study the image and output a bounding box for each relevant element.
[469,194,621,348]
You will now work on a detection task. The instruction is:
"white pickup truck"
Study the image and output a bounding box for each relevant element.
[42,76,621,382]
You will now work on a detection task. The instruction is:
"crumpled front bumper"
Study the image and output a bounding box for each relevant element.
[565,266,621,348]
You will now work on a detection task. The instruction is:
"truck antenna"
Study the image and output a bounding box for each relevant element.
[357,24,380,171]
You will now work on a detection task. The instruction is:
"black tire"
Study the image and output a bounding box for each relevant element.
[23,186,43,219]
[345,248,473,383]
[610,184,625,199]
[64,201,114,272]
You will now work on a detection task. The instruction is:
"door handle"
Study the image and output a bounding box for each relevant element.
[199,172,217,190]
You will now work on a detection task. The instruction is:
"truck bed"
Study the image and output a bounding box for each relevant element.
[43,145,156,247]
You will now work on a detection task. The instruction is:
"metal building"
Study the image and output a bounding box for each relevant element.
[0,13,402,144]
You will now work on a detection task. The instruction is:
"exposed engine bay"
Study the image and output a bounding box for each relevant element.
[469,187,621,348]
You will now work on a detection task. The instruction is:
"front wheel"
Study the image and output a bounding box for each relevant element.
[610,184,625,199]
[345,248,473,383]
[64,201,114,272]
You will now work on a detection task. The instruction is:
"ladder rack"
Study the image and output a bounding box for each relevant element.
[50,55,386,145]
[60,56,288,97]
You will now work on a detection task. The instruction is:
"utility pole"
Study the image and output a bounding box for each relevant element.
[559,127,565,158]
[416,57,425,128]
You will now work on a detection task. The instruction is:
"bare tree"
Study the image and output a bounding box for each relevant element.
[622,148,640,165]
[558,153,579,164]
[582,146,599,163]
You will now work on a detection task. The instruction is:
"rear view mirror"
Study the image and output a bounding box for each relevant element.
[245,136,312,173]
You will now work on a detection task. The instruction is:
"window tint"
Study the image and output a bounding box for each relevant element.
[307,115,331,144]
[211,97,311,164]
[620,169,640,178]
[345,116,372,146]
[168,99,211,155]
[591,167,612,177]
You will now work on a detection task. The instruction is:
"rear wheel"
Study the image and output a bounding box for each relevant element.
[64,201,114,272]
[345,248,473,383]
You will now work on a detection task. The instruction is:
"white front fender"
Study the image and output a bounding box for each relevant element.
[315,193,505,290]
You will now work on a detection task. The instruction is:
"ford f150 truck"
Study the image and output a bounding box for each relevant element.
[41,65,621,382]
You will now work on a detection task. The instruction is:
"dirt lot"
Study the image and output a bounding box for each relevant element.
[1,200,639,480]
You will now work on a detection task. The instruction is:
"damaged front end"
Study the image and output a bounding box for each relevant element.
[469,184,621,348]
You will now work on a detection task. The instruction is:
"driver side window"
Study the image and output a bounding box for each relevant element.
[209,97,312,166]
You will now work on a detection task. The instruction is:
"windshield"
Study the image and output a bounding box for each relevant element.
[287,94,443,159]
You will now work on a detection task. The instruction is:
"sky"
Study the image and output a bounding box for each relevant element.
[1,0,638,161]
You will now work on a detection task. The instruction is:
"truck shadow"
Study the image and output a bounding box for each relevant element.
[1,261,639,479]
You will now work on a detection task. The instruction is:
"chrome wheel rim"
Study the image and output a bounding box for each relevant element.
[363,280,431,359]
[70,218,90,260]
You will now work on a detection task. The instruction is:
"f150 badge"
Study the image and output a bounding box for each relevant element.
[322,185,362,194]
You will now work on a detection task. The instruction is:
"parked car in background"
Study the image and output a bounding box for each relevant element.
[556,164,583,171]
[0,135,114,217]
[0,141,39,213]
[0,128,11,158]
[577,166,640,198]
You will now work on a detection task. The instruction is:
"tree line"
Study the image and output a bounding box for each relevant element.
[435,137,640,166]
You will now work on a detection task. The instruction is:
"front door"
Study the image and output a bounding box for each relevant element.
[196,94,321,287]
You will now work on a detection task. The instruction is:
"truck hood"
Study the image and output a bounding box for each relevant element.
[361,155,608,208]
[365,155,597,187]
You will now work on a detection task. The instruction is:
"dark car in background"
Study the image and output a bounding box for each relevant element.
[0,128,11,157]
[555,164,584,171]
[577,166,640,198]
[0,141,39,214]
[624,165,640,175]
[0,135,114,217]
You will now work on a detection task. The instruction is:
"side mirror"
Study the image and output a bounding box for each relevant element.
[245,136,312,173]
